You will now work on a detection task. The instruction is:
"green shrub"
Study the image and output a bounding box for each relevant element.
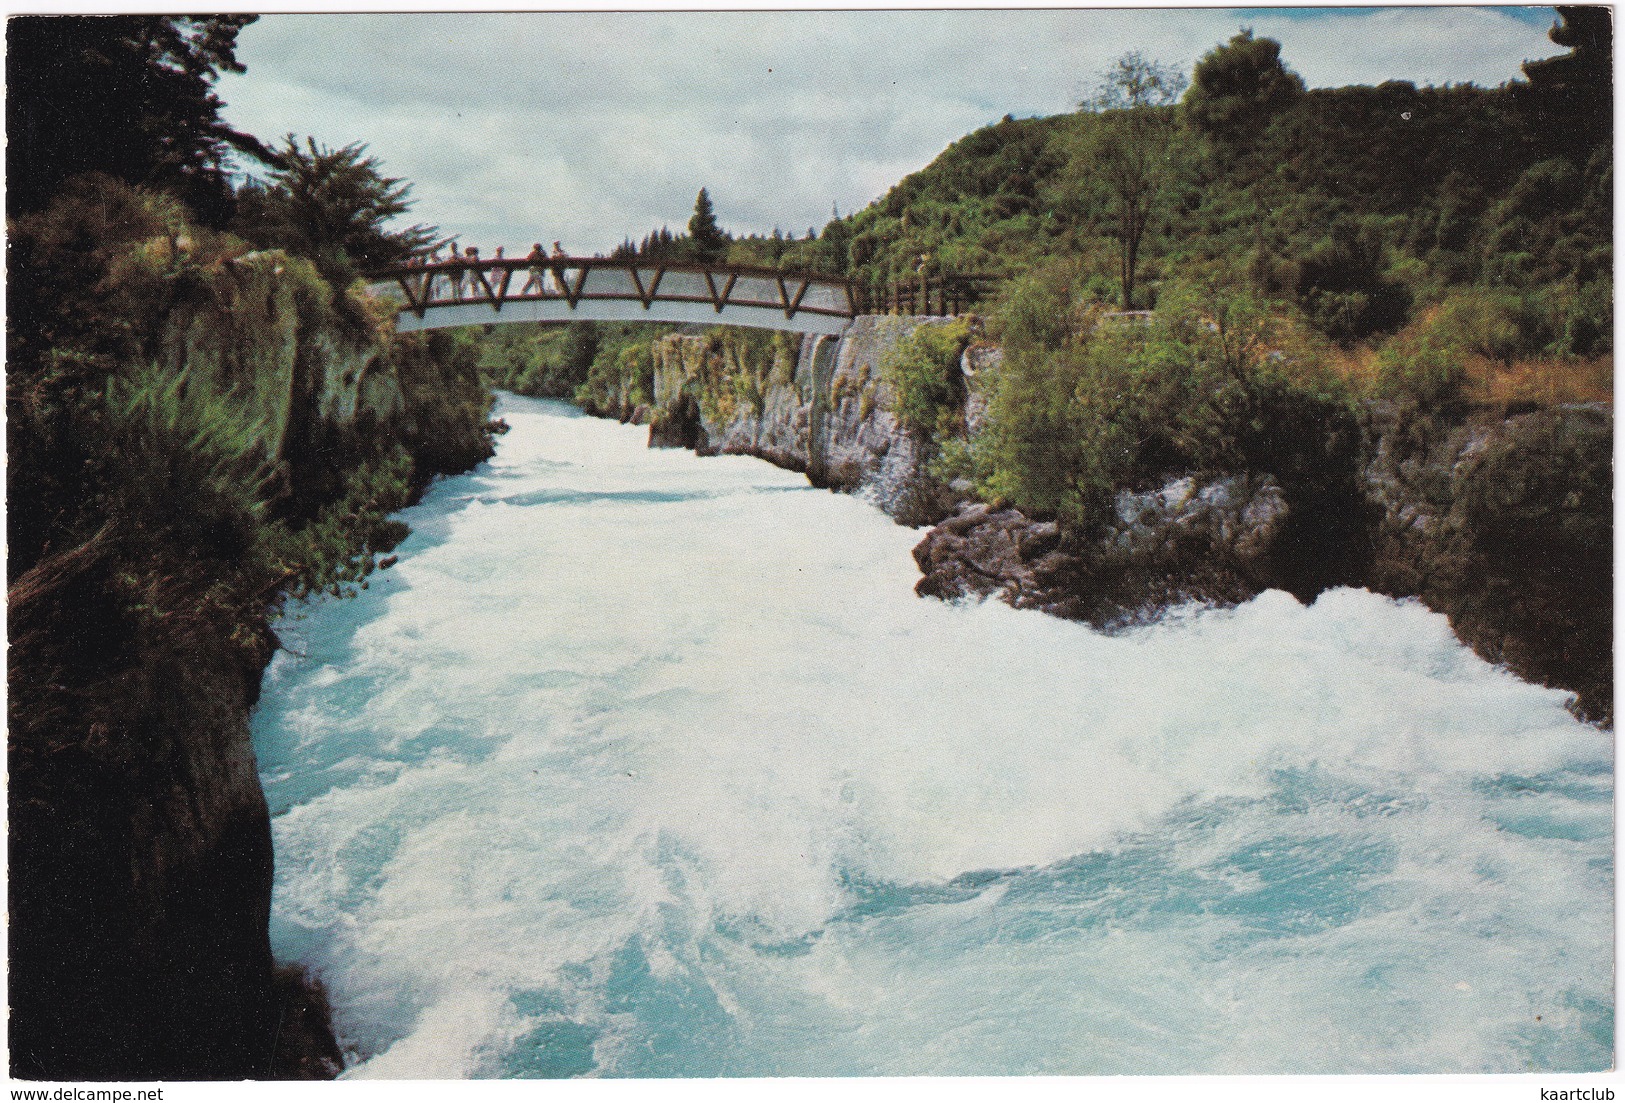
[1428,290,1525,364]
[881,317,973,433]
[1373,331,1470,409]
[258,446,414,599]
[102,365,277,548]
[618,342,655,409]
[1547,275,1612,358]
[1291,217,1411,344]
[974,265,1348,530]
[974,265,1112,523]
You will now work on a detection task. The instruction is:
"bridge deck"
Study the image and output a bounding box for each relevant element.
[374,256,857,336]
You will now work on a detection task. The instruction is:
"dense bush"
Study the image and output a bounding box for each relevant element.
[881,317,973,434]
[775,18,1609,373]
[478,322,596,398]
[9,177,493,608]
[973,265,1136,525]
[477,320,678,416]
[259,447,414,599]
[972,263,1350,531]
[572,323,670,416]
[1372,327,1471,411]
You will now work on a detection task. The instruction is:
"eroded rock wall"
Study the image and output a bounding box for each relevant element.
[1360,401,1612,722]
[914,475,1292,625]
[649,316,961,525]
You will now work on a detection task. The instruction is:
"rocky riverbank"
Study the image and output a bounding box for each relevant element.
[914,401,1612,723]
[643,318,1612,725]
[8,178,495,1079]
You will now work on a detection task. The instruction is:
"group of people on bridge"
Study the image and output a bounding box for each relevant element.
[403,240,570,301]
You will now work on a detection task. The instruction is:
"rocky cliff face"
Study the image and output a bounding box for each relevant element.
[8,188,482,1077]
[649,316,960,525]
[914,475,1291,625]
[9,574,297,1078]
[1360,401,1612,722]
[643,317,1611,725]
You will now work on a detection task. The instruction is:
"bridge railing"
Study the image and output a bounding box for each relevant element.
[370,256,1003,334]
[852,274,1000,318]
[374,256,858,327]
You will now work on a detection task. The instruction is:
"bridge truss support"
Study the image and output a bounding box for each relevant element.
[376,257,858,336]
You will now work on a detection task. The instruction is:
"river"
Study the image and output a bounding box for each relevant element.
[251,393,1612,1078]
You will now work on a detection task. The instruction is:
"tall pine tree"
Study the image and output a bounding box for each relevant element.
[688,187,728,263]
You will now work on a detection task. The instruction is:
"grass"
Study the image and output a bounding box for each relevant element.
[1473,354,1613,409]
[1329,345,1612,411]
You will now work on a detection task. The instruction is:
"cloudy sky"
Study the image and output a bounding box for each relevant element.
[216,7,1565,256]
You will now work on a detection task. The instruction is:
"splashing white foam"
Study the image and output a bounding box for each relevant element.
[253,396,1611,1078]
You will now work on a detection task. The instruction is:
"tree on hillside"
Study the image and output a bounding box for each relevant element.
[1518,5,1612,163]
[6,15,273,224]
[1183,30,1304,152]
[688,188,728,263]
[233,135,437,284]
[1076,52,1188,310]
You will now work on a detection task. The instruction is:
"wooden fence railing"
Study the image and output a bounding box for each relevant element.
[851,274,1000,317]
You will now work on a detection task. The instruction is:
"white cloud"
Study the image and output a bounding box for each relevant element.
[216,8,1562,256]
[1246,7,1562,88]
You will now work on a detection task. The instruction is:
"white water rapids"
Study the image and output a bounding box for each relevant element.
[251,394,1612,1078]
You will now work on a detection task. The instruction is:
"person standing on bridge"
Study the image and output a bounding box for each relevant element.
[442,240,465,301]
[522,243,549,296]
[464,245,482,299]
[490,246,507,299]
[550,241,568,295]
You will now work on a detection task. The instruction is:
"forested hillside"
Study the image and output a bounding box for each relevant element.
[499,11,1609,421]
[798,22,1609,360]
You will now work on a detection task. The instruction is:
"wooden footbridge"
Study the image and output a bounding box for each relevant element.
[372,255,996,336]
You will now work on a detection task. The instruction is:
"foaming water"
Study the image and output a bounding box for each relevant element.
[252,394,1612,1078]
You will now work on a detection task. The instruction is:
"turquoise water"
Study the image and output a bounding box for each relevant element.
[251,394,1612,1077]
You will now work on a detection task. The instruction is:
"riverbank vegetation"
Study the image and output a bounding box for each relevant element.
[8,15,496,1078]
[865,14,1606,536]
[790,14,1610,383]
[477,320,666,416]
